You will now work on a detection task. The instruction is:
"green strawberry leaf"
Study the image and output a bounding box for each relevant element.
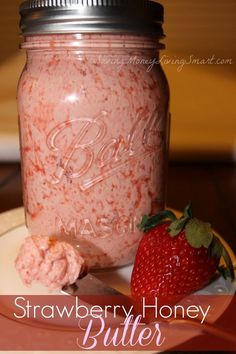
[218,265,233,280]
[185,218,213,249]
[183,202,193,218]
[209,235,235,280]
[221,245,235,280]
[168,217,190,237]
[209,236,223,258]
[138,210,177,232]
[138,215,149,230]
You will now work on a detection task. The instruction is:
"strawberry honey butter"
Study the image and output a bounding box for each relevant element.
[18,0,170,268]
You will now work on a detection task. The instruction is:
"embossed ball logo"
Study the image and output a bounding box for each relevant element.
[46,108,164,191]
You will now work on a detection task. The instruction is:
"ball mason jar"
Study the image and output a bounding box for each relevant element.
[18,0,170,268]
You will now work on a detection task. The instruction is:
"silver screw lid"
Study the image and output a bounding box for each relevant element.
[19,0,164,36]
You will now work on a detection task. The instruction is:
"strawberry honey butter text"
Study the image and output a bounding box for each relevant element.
[17,33,169,268]
[13,296,212,350]
[14,296,210,324]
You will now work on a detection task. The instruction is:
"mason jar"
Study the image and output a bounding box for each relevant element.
[18,0,170,269]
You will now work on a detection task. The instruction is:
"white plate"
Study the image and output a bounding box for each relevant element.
[0,207,235,353]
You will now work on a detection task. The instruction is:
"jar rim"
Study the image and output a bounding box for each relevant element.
[21,33,165,51]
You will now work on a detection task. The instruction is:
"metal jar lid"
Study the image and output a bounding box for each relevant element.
[19,0,164,36]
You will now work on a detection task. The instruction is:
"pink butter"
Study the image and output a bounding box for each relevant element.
[15,235,85,290]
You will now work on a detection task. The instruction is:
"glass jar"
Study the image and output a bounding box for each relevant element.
[18,0,170,269]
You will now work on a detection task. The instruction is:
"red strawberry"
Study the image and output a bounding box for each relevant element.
[131,204,235,312]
